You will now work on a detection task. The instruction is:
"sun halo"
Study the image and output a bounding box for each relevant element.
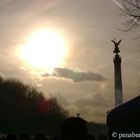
[19,29,68,72]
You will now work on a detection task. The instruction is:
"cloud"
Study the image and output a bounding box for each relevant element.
[0,0,13,8]
[42,68,106,82]
[70,93,112,122]
[74,93,111,108]
[46,93,112,122]
[50,93,69,106]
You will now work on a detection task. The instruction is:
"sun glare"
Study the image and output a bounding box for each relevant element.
[20,29,68,71]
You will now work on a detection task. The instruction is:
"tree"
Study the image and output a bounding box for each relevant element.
[0,77,68,135]
[121,0,140,31]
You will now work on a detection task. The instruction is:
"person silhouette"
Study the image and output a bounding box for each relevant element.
[5,134,17,140]
[18,133,31,140]
[98,134,107,140]
[88,135,95,140]
[35,133,47,140]
[61,117,88,140]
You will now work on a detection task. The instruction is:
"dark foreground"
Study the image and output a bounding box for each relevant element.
[0,117,107,140]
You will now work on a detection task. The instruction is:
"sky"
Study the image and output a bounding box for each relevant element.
[0,0,140,123]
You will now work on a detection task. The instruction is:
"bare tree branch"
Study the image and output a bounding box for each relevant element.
[121,0,140,31]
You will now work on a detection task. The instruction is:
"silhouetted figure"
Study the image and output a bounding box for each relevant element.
[111,38,122,54]
[61,117,88,140]
[5,134,17,140]
[18,133,31,140]
[35,133,47,140]
[98,134,107,140]
[54,136,60,140]
[0,135,5,140]
[77,113,80,118]
[88,135,95,140]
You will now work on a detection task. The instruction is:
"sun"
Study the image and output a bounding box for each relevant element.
[20,29,68,70]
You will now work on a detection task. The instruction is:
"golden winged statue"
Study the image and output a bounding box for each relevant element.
[111,38,122,54]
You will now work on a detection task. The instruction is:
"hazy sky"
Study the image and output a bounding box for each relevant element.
[0,0,140,123]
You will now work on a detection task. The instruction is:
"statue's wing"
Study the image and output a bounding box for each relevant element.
[111,40,116,45]
[118,39,122,45]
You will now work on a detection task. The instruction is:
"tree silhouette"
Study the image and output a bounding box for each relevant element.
[121,0,140,31]
[0,76,68,135]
